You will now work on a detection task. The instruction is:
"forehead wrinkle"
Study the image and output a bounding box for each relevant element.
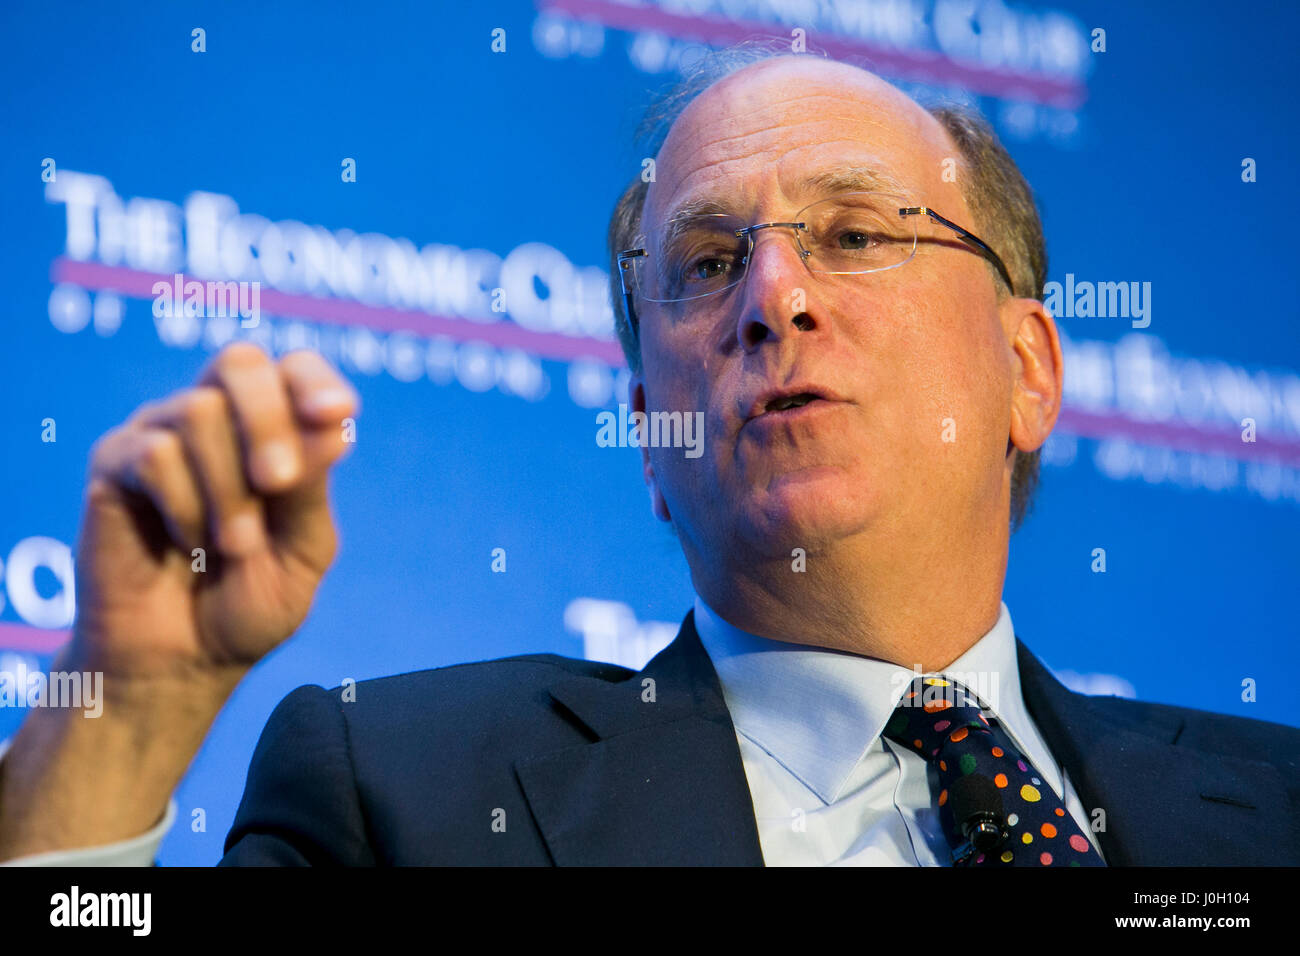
[655,103,940,204]
[646,148,770,230]
[657,143,915,227]
[773,140,914,198]
[663,95,916,167]
[657,119,806,180]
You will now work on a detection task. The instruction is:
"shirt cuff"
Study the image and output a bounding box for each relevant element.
[0,737,178,866]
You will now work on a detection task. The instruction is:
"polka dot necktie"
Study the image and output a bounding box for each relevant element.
[882,675,1106,867]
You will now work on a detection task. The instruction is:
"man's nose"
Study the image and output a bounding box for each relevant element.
[734,227,820,351]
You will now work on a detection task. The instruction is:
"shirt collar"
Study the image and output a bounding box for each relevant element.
[692,593,1039,805]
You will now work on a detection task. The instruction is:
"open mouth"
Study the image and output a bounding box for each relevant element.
[763,392,821,414]
[746,384,845,425]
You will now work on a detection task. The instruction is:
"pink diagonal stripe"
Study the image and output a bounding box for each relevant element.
[1056,408,1300,468]
[51,258,627,366]
[0,623,70,654]
[539,0,1086,107]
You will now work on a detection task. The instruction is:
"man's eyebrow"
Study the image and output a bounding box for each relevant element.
[796,165,907,198]
[659,165,908,229]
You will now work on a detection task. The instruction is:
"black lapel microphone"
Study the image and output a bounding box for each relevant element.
[948,773,1008,861]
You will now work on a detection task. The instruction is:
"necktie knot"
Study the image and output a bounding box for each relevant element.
[883,676,989,762]
[881,675,1105,867]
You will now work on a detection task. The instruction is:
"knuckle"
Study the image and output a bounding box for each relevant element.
[135,429,181,482]
[180,386,228,431]
[85,474,119,507]
[279,348,326,375]
[281,350,352,399]
[90,424,134,469]
[214,341,270,376]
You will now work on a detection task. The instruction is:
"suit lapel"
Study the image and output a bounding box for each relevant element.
[515,610,765,865]
[1016,638,1291,865]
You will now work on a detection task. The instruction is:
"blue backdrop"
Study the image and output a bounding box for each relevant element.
[1,0,1297,866]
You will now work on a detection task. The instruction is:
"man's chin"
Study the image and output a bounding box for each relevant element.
[737,473,877,552]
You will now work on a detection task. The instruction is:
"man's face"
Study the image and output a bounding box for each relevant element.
[634,57,1030,566]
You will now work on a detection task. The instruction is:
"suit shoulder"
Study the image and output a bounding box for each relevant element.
[1085,693,1300,771]
[370,650,632,689]
[326,651,633,722]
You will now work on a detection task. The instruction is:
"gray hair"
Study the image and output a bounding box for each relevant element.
[606,39,1047,530]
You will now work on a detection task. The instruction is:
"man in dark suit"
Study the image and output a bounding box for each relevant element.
[212,609,1299,865]
[1,46,1296,866]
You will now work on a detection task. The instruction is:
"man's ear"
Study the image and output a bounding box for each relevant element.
[1003,296,1064,456]
[629,373,672,523]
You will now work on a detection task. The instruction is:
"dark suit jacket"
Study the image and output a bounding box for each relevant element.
[217,610,1300,865]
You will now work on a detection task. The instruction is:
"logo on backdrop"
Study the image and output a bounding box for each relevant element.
[44,169,630,410]
[533,0,1094,146]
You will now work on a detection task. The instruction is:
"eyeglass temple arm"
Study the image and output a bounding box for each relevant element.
[617,249,646,342]
[899,207,1016,295]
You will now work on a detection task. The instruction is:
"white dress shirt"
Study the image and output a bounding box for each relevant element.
[692,596,1104,865]
[0,597,1103,866]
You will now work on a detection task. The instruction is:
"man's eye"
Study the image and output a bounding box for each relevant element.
[837,230,878,250]
[690,257,731,280]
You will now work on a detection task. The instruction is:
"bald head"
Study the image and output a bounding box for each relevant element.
[644,56,971,241]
